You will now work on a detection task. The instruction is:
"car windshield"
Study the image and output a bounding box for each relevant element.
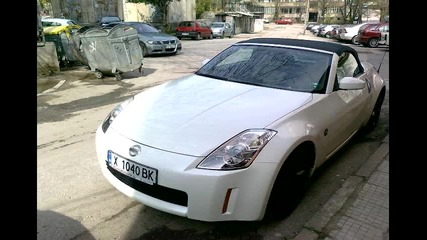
[196,45,332,93]
[211,23,224,28]
[179,21,195,27]
[128,23,159,33]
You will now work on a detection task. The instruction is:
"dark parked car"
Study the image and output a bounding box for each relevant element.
[99,16,122,28]
[175,20,213,40]
[103,22,182,57]
[357,22,389,48]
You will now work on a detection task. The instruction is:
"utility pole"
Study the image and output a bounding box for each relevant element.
[303,0,310,34]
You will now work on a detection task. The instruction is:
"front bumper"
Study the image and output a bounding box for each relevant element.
[146,42,181,55]
[95,126,278,221]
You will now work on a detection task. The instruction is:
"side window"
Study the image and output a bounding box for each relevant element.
[336,52,360,83]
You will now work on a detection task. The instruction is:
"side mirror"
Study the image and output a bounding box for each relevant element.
[339,77,366,90]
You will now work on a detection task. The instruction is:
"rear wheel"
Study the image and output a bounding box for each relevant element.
[196,33,202,40]
[364,89,385,133]
[264,147,312,220]
[368,38,379,48]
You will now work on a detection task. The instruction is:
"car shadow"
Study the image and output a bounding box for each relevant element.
[37,209,96,239]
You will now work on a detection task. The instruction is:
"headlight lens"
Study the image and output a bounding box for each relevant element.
[197,129,277,170]
[147,40,161,45]
[101,96,134,133]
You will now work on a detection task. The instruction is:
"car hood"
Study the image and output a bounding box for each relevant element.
[111,75,312,156]
[138,32,177,41]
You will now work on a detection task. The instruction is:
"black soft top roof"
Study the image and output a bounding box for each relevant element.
[237,38,358,56]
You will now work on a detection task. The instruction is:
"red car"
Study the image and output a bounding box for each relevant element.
[175,20,213,40]
[357,22,389,48]
[274,19,293,25]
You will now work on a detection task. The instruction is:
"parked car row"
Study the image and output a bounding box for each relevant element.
[42,17,239,63]
[175,20,234,40]
[308,22,389,48]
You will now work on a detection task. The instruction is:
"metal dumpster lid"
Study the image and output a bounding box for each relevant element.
[79,27,109,38]
[107,24,138,39]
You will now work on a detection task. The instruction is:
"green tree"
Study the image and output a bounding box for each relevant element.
[129,0,180,28]
[195,0,213,19]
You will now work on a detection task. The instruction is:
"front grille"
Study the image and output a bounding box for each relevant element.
[162,40,176,44]
[107,165,188,206]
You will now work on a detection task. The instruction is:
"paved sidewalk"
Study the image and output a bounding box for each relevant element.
[293,134,389,240]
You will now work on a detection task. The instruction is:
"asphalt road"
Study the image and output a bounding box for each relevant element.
[37,24,389,240]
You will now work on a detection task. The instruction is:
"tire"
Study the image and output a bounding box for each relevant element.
[368,38,379,48]
[221,32,224,39]
[140,43,148,57]
[351,36,359,45]
[196,33,202,40]
[364,90,385,133]
[95,70,103,79]
[115,73,122,81]
[264,147,311,220]
[209,33,213,39]
[229,33,233,38]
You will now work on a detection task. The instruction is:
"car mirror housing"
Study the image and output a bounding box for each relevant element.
[339,77,366,90]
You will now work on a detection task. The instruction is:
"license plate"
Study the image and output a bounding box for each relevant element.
[166,44,175,49]
[107,150,158,185]
[182,33,189,36]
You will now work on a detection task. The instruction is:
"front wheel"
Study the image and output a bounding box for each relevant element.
[209,33,213,39]
[95,70,103,79]
[351,35,359,45]
[115,73,122,81]
[140,43,148,57]
[264,147,311,220]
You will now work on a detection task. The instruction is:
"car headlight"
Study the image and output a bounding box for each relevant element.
[147,40,161,45]
[101,96,134,133]
[197,129,277,170]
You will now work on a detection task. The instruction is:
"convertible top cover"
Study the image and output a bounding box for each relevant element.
[237,38,358,57]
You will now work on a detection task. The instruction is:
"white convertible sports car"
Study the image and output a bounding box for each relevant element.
[95,38,386,222]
